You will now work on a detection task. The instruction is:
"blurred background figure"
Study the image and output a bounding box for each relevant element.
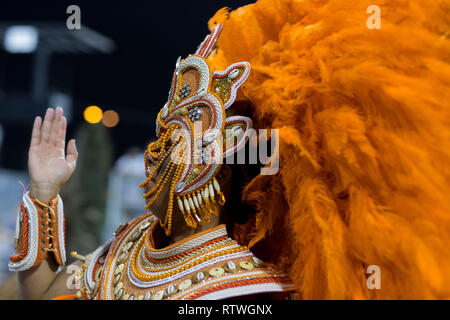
[102,146,146,243]
[61,123,112,256]
[0,121,27,299]
[0,123,27,288]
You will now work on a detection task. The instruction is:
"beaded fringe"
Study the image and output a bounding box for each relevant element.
[176,177,225,229]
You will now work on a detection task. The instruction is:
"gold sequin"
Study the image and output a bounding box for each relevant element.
[239,261,254,270]
[115,263,124,275]
[152,290,165,300]
[114,282,123,295]
[178,279,192,291]
[224,261,239,273]
[209,267,225,277]
[122,242,133,252]
[139,221,151,231]
[115,288,124,300]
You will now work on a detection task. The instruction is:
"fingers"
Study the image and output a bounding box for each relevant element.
[56,116,67,150]
[38,107,66,146]
[66,139,78,170]
[30,116,42,147]
[40,108,55,143]
[50,107,63,146]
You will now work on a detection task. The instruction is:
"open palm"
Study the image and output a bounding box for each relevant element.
[28,107,78,190]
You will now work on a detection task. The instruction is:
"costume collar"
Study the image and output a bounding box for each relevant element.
[145,223,229,260]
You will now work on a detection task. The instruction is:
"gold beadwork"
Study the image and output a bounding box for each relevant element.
[139,115,229,233]
[178,279,192,291]
[208,267,225,277]
[239,260,255,270]
[140,238,234,271]
[129,232,247,282]
[160,160,186,236]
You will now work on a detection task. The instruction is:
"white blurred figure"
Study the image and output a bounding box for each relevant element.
[102,147,146,242]
[0,123,28,284]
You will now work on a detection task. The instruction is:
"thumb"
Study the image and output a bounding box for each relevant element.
[66,139,78,170]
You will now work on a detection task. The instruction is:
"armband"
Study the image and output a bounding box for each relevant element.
[8,191,66,271]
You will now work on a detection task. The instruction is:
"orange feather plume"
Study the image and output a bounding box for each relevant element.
[206,0,450,299]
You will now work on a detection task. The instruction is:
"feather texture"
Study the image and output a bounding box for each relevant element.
[207,0,450,299]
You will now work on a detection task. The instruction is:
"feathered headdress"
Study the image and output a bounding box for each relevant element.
[205,0,450,299]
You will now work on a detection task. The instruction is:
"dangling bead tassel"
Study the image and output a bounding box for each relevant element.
[196,191,203,207]
[177,196,184,213]
[192,193,199,211]
[213,178,226,206]
[178,195,190,227]
[160,160,185,236]
[191,194,202,225]
[208,182,216,204]
[188,195,201,224]
[196,190,208,223]
[161,174,177,236]
[182,195,197,228]
[163,198,173,237]
[202,186,212,223]
[182,195,191,226]
[208,182,219,216]
[177,196,190,228]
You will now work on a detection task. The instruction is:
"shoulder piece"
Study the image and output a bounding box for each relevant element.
[96,215,295,300]
[80,238,113,298]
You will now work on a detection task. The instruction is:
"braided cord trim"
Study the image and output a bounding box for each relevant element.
[9,204,28,262]
[8,192,66,271]
[57,195,66,266]
[8,192,39,271]
[193,278,296,300]
[84,238,113,292]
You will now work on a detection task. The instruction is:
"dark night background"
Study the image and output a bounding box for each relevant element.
[0,0,254,170]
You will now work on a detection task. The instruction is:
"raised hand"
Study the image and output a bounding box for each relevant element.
[28,107,78,202]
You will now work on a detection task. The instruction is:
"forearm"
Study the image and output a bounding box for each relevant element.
[17,184,60,299]
[9,191,67,299]
[18,256,59,299]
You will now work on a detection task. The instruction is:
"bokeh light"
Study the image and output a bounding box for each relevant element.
[83,106,103,124]
[102,110,120,127]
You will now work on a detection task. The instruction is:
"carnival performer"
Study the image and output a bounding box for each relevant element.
[9,22,296,300]
[9,0,450,300]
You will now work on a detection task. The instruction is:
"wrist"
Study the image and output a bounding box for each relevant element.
[29,181,60,202]
[9,190,67,272]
